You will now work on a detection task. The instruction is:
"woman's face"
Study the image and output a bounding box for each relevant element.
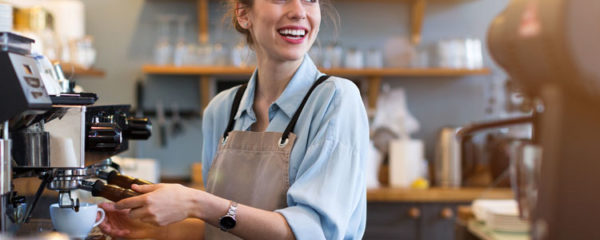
[245,0,321,62]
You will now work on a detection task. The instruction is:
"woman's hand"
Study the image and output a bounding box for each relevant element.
[115,183,202,226]
[98,202,167,239]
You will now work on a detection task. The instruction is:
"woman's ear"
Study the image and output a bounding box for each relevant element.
[236,2,251,29]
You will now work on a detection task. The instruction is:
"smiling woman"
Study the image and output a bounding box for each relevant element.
[98,0,367,240]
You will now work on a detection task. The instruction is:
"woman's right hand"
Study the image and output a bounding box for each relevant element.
[98,202,167,239]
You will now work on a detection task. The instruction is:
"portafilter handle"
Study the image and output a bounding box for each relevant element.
[82,180,140,202]
[106,170,152,189]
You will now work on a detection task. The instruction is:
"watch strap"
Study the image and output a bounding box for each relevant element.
[227,201,238,217]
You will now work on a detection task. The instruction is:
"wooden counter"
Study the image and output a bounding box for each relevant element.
[187,182,514,203]
[367,187,514,202]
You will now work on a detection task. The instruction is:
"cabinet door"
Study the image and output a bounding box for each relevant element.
[364,202,420,240]
[420,203,463,240]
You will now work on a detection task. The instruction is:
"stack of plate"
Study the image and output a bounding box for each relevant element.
[486,205,530,232]
[472,199,530,233]
[0,4,12,32]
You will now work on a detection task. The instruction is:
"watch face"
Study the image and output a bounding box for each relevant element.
[219,216,236,230]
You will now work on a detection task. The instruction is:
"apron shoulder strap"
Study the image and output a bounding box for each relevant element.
[280,75,330,144]
[223,84,248,139]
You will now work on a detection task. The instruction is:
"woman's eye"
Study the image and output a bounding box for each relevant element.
[304,0,318,2]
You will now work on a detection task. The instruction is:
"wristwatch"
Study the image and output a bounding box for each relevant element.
[219,201,238,231]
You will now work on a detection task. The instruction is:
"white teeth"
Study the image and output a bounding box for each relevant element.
[279,29,306,37]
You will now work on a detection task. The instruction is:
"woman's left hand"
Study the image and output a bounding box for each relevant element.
[115,183,200,226]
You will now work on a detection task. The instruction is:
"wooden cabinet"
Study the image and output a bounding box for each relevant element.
[366,202,463,240]
[366,203,421,239]
[364,188,514,239]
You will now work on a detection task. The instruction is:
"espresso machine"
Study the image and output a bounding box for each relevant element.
[488,0,600,239]
[0,32,153,234]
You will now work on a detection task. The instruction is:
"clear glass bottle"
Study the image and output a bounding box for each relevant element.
[153,15,173,65]
[173,15,189,66]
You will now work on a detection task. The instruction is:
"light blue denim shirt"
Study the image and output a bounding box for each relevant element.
[201,55,368,240]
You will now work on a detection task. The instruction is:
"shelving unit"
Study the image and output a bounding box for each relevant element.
[142,65,490,109]
[143,0,490,110]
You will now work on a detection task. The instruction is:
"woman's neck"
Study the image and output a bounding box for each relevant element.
[255,55,304,103]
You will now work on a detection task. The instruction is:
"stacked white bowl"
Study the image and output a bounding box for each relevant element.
[0,4,13,32]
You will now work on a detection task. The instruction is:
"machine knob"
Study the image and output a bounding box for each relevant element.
[441,207,454,219]
[408,207,421,219]
[90,180,139,202]
[86,122,123,151]
[107,170,152,189]
[123,117,152,140]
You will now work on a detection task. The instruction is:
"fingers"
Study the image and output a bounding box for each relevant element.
[131,183,160,193]
[115,195,147,210]
[128,206,150,220]
[129,206,165,226]
[99,202,119,212]
[100,224,130,238]
[98,211,131,238]
[114,184,160,210]
[141,217,161,226]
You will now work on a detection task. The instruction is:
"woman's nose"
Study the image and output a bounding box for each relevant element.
[286,0,307,20]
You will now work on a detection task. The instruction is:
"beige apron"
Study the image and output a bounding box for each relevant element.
[204,75,330,240]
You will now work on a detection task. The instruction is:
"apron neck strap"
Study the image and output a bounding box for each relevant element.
[280,75,330,144]
[222,75,330,143]
[223,84,248,140]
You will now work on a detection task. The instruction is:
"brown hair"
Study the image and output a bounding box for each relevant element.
[226,0,339,47]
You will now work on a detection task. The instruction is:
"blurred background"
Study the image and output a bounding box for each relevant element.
[3,0,547,239]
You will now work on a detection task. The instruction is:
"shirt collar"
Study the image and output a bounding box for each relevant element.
[234,55,322,120]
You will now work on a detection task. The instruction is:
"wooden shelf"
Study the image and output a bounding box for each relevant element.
[142,65,490,77]
[60,62,105,78]
[143,65,255,75]
[367,187,514,202]
[142,65,490,109]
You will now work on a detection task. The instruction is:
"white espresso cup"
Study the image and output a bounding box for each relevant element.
[49,202,105,238]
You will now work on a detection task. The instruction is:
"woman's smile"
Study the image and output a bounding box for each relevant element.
[277,25,309,44]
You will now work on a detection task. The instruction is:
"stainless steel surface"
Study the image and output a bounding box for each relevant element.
[0,139,11,195]
[43,105,86,168]
[48,179,80,191]
[1,122,12,232]
[48,169,87,191]
[57,191,77,209]
[12,130,49,168]
[434,127,461,187]
[2,121,7,138]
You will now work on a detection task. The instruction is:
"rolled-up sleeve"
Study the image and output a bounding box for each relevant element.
[276,79,368,240]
